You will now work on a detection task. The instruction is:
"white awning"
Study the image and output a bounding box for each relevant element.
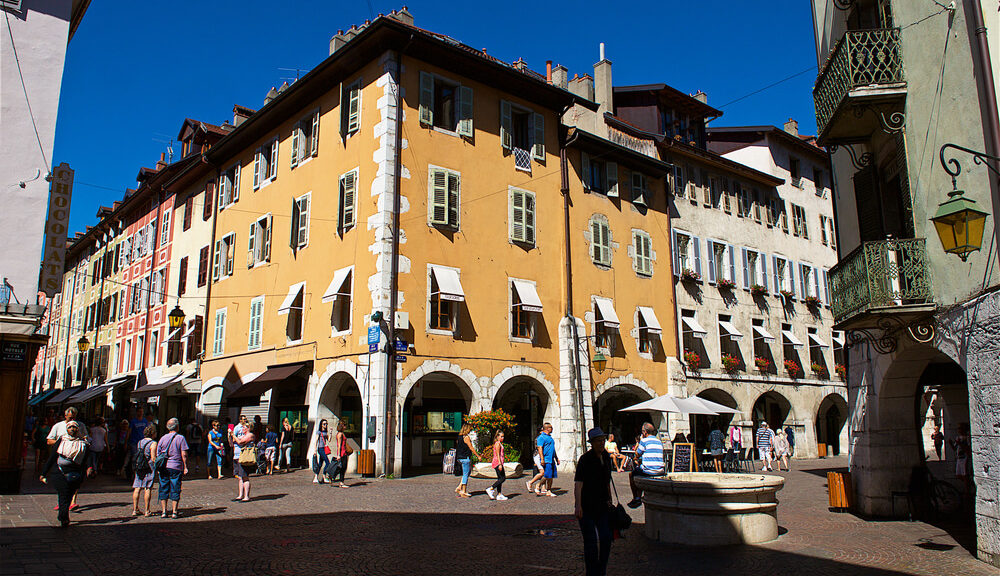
[832,333,845,347]
[278,282,306,315]
[594,299,620,328]
[511,280,543,313]
[782,330,804,349]
[752,325,775,343]
[637,306,662,334]
[809,333,830,348]
[181,322,197,340]
[682,316,707,339]
[164,327,181,342]
[719,320,743,340]
[431,267,465,302]
[322,267,352,304]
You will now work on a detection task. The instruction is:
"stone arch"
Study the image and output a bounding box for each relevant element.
[488,365,557,406]
[595,374,656,401]
[688,387,741,447]
[593,374,660,446]
[816,393,849,456]
[398,360,484,412]
[489,366,559,468]
[751,390,794,429]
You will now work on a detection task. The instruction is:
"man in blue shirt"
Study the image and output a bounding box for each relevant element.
[536,422,560,497]
[628,422,664,508]
[127,407,150,469]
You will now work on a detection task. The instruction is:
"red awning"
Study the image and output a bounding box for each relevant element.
[226,363,307,404]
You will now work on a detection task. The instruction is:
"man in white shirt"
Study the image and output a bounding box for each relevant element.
[47,406,88,444]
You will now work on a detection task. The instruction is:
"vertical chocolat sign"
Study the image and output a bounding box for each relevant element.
[39,163,74,297]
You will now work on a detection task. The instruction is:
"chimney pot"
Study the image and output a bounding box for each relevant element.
[546,60,552,83]
[594,51,613,113]
[783,118,799,136]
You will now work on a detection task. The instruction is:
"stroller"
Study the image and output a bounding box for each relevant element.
[252,439,269,475]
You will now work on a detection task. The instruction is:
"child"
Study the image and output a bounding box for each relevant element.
[486,431,507,501]
[263,425,279,475]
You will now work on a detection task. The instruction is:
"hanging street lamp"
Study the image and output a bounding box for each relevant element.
[592,351,608,374]
[167,303,186,330]
[936,143,998,261]
[76,335,90,353]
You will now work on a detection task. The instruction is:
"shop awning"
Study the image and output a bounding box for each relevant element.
[832,333,845,348]
[132,370,183,399]
[719,320,743,341]
[809,333,830,349]
[782,329,804,349]
[681,316,707,339]
[28,389,59,407]
[595,299,620,328]
[227,363,308,405]
[321,267,353,304]
[512,280,543,313]
[752,325,775,343]
[68,382,117,404]
[278,282,306,315]
[637,306,662,334]
[431,267,465,302]
[46,386,82,406]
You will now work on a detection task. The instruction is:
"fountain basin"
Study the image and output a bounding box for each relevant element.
[634,472,785,546]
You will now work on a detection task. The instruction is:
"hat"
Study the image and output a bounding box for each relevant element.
[587,427,607,442]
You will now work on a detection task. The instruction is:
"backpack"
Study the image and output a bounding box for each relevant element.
[134,439,152,476]
[154,433,178,475]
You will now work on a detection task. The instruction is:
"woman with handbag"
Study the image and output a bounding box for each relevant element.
[454,423,479,498]
[333,421,351,488]
[232,421,255,502]
[313,419,331,484]
[40,421,94,527]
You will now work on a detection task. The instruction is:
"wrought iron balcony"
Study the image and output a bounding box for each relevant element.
[813,28,905,142]
[829,238,933,326]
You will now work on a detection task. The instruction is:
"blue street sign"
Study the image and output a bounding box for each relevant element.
[369,343,378,353]
[395,355,407,363]
[394,339,408,352]
[367,325,380,345]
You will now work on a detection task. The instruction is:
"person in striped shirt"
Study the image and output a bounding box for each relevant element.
[627,422,664,508]
[756,422,775,471]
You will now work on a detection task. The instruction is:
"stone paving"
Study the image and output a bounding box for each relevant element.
[0,456,992,575]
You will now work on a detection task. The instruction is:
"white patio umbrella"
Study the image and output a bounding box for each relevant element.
[619,395,719,415]
[686,396,740,414]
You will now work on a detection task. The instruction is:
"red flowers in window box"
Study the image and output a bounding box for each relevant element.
[681,268,701,282]
[812,363,829,379]
[721,353,740,374]
[683,350,701,369]
[718,278,737,290]
[750,284,767,297]
[835,363,847,380]
[754,356,771,372]
[784,359,801,378]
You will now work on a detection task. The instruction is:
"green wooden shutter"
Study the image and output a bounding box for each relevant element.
[348,84,361,133]
[340,171,356,231]
[447,172,459,228]
[419,72,434,126]
[290,199,300,249]
[264,214,272,262]
[532,112,544,160]
[430,169,448,225]
[457,85,473,137]
[633,172,647,206]
[500,100,512,151]
[524,193,535,245]
[606,162,618,197]
[310,111,320,156]
[510,189,525,242]
[340,82,349,138]
[290,124,300,167]
[591,220,602,262]
[247,221,256,267]
[600,223,611,265]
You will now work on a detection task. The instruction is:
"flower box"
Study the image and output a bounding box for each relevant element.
[683,350,701,369]
[835,364,847,380]
[811,363,828,379]
[721,353,740,374]
[804,295,821,308]
[750,284,768,297]
[779,289,795,301]
[680,268,701,282]
[784,359,801,379]
[754,356,771,372]
[717,278,737,290]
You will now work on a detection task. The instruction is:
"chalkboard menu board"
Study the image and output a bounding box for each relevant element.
[671,443,697,472]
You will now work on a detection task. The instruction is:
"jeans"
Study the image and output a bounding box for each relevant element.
[579,511,612,576]
[317,450,331,477]
[207,446,224,468]
[48,467,84,524]
[158,468,183,501]
[459,458,471,484]
[279,443,294,468]
[491,464,506,491]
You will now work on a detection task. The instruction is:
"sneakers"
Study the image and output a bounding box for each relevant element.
[313,477,320,483]
[627,497,643,509]
[486,487,497,500]
[525,480,533,492]
[496,493,508,501]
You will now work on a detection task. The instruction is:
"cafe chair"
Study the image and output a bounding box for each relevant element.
[723,448,738,473]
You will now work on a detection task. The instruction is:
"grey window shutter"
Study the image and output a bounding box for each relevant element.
[458,85,474,137]
[606,162,618,197]
[226,237,234,276]
[311,111,320,156]
[419,72,434,126]
[233,165,240,201]
[348,85,361,134]
[761,254,768,292]
[247,221,256,267]
[340,82,349,138]
[582,152,591,191]
[823,269,830,305]
[269,140,278,179]
[693,236,702,277]
[601,224,610,265]
[298,197,309,247]
[532,112,545,160]
[706,240,716,284]
[788,261,796,299]
[340,171,356,231]
[447,173,459,228]
[430,170,448,225]
[253,152,261,188]
[632,172,646,206]
[264,214,272,261]
[524,193,535,245]
[592,220,602,262]
[500,100,512,151]
[671,230,680,276]
[510,189,524,242]
[799,264,807,299]
[742,248,750,290]
[290,124,300,167]
[772,255,780,295]
[813,266,822,301]
[727,244,736,283]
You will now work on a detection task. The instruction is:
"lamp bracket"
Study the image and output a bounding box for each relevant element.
[845,314,936,355]
[939,143,1000,182]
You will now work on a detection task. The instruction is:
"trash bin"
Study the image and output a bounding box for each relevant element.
[357,449,376,477]
[827,471,852,511]
[817,443,827,458]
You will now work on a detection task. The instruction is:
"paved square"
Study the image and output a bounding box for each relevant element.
[1,457,990,575]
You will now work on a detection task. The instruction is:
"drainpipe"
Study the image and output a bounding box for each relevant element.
[964,0,1000,264]
[384,46,408,477]
[560,142,588,450]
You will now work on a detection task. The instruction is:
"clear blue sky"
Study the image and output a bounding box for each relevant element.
[55,0,820,235]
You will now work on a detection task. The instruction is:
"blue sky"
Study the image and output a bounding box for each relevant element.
[55,0,820,235]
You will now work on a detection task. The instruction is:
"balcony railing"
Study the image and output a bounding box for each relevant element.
[829,238,932,324]
[813,28,904,135]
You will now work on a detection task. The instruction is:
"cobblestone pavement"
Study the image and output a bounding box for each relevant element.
[1,456,991,576]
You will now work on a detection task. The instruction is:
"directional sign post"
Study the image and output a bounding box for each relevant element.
[394,338,408,352]
[368,325,380,345]
[395,355,408,363]
[369,343,379,353]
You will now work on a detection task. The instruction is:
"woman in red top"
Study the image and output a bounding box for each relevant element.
[333,421,350,488]
[487,431,507,501]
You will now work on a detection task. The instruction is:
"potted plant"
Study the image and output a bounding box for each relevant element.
[835,363,847,380]
[754,356,771,372]
[683,350,701,369]
[812,363,829,379]
[718,278,737,290]
[751,284,767,297]
[779,289,795,301]
[784,359,801,379]
[721,353,740,374]
[680,268,701,283]
[464,409,525,479]
[804,295,821,308]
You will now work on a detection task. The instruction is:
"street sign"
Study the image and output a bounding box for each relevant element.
[394,338,408,352]
[367,325,380,345]
[368,343,378,353]
[395,355,407,363]
[2,342,26,363]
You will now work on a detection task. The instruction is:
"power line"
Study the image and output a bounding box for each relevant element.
[4,10,50,172]
[716,65,818,110]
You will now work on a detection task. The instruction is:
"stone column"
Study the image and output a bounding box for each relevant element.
[558,316,590,472]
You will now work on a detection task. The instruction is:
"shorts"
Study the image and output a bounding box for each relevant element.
[533,453,542,470]
[158,468,183,501]
[544,462,558,479]
[233,459,249,480]
[633,467,663,478]
[265,447,276,462]
[133,471,154,489]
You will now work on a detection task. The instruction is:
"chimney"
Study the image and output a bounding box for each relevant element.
[692,90,707,104]
[329,29,347,55]
[568,74,595,101]
[551,64,568,90]
[784,118,798,136]
[264,86,279,105]
[156,153,167,170]
[546,60,552,84]
[233,105,252,127]
[392,6,414,26]
[593,43,612,114]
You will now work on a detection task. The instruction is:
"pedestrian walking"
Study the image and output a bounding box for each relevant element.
[32,416,50,475]
[950,423,972,493]
[232,417,255,502]
[185,419,204,474]
[332,421,351,487]
[784,426,795,457]
[708,423,726,473]
[127,407,149,462]
[536,422,560,497]
[313,419,332,484]
[575,427,614,576]
[40,421,94,527]
[773,429,791,471]
[46,407,88,513]
[89,417,107,473]
[454,423,479,498]
[132,424,157,516]
[277,417,295,472]
[156,418,189,518]
[931,425,945,460]
[757,422,775,471]
[628,422,664,508]
[263,424,279,475]
[252,415,264,441]
[525,426,546,493]
[486,431,508,501]
[207,420,225,479]
[728,424,742,452]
